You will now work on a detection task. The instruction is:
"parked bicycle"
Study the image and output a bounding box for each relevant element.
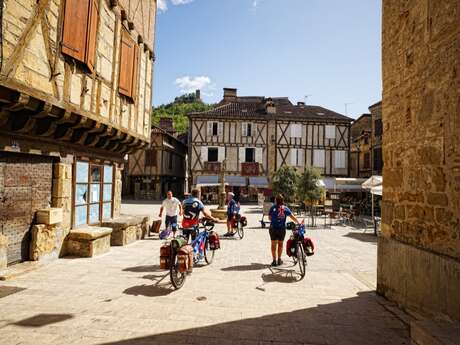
[286,222,314,280]
[168,221,219,289]
[231,214,246,239]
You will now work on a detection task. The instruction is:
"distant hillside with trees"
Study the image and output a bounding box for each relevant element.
[152,92,214,134]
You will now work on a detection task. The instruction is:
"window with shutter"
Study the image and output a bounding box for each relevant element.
[201,146,208,162]
[290,149,297,166]
[313,149,325,167]
[290,124,302,138]
[325,125,336,139]
[218,147,225,162]
[207,122,213,137]
[255,147,263,163]
[61,0,99,71]
[242,123,247,137]
[217,122,223,136]
[119,30,138,100]
[335,150,346,169]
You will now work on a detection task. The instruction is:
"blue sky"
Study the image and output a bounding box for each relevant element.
[153,0,382,118]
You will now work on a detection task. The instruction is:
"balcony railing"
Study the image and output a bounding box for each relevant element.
[204,162,222,173]
[241,162,260,176]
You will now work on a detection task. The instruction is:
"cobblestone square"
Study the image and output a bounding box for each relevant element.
[0,203,410,344]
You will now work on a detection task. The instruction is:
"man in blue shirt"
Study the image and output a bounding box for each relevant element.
[269,194,299,266]
[182,189,218,241]
[224,192,239,237]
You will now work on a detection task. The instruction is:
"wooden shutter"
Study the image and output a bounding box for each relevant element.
[217,122,223,136]
[85,0,99,72]
[298,149,305,167]
[242,123,247,137]
[207,122,213,137]
[131,44,139,100]
[218,147,225,162]
[255,147,263,164]
[201,146,208,163]
[119,30,136,98]
[61,0,90,62]
[290,149,297,166]
[239,147,246,163]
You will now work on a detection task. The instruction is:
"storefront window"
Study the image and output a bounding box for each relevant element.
[74,161,114,227]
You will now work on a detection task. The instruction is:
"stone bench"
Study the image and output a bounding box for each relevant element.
[101,215,150,246]
[66,227,112,257]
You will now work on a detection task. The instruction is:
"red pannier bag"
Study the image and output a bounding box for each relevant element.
[160,243,171,269]
[286,238,296,257]
[177,245,194,273]
[240,216,248,227]
[208,231,220,250]
[303,237,315,256]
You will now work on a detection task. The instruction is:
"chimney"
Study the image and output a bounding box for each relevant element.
[159,117,175,134]
[223,88,237,102]
[265,98,276,114]
[297,101,305,106]
[195,89,201,101]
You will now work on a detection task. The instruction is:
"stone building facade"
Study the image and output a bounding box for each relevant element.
[188,88,352,201]
[0,0,156,267]
[126,124,188,200]
[379,0,460,321]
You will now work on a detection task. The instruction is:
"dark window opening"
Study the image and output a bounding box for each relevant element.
[145,149,157,167]
[212,123,218,136]
[245,148,255,163]
[374,148,383,171]
[247,123,252,137]
[208,148,218,162]
[363,153,371,170]
[168,153,173,169]
[375,119,383,136]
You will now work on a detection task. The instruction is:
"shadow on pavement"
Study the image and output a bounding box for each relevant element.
[97,291,410,344]
[123,284,173,297]
[122,265,162,273]
[12,314,74,328]
[261,266,302,283]
[221,263,267,272]
[343,232,378,244]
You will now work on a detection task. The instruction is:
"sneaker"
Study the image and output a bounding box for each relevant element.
[271,260,277,267]
[277,258,283,266]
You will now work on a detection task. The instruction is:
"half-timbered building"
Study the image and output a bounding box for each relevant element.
[0,0,156,266]
[188,88,353,201]
[126,124,187,200]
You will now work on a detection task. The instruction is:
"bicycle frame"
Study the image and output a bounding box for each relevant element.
[191,228,209,262]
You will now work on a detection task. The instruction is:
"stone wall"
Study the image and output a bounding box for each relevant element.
[113,166,123,218]
[379,0,460,321]
[0,235,7,270]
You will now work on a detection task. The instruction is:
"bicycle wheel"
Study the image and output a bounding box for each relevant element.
[170,252,187,289]
[237,222,244,239]
[295,242,306,279]
[204,238,215,264]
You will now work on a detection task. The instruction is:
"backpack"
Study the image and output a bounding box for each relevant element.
[159,225,172,240]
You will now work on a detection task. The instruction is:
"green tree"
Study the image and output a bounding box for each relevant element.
[297,166,324,203]
[271,165,299,203]
[152,97,214,134]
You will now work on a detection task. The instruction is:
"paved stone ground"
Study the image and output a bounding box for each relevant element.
[0,203,410,345]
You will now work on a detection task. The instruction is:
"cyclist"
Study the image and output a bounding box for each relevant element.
[182,189,219,242]
[269,194,300,267]
[224,192,239,237]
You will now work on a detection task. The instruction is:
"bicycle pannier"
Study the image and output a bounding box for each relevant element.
[240,216,248,227]
[178,245,194,273]
[209,231,220,250]
[286,238,296,257]
[160,243,171,269]
[303,237,315,256]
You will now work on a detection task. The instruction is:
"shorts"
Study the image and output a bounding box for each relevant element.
[269,226,286,241]
[165,215,178,231]
[182,228,198,242]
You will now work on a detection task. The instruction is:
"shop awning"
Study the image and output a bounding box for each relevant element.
[249,176,269,188]
[320,178,336,190]
[195,175,221,187]
[362,175,383,189]
[225,175,247,187]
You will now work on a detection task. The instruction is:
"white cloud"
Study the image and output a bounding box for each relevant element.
[171,0,194,4]
[175,76,213,95]
[157,0,194,12]
[157,0,168,12]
